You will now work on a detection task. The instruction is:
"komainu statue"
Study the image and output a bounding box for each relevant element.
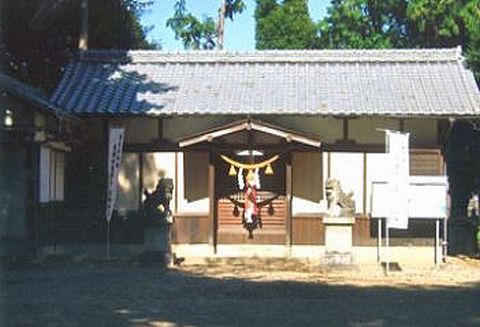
[325,178,355,217]
[143,176,174,225]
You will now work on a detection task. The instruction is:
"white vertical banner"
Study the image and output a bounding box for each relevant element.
[386,130,410,229]
[106,127,125,223]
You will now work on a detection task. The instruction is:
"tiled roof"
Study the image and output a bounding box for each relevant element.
[0,72,73,118]
[50,47,480,117]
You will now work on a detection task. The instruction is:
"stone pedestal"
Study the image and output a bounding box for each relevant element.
[142,226,171,265]
[144,226,168,251]
[323,217,355,265]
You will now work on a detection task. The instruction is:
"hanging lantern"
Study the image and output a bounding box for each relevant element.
[228,165,237,176]
[265,163,274,175]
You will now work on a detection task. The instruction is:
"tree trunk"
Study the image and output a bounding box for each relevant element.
[78,0,88,50]
[216,0,226,50]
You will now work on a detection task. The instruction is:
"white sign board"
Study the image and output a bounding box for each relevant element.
[371,176,448,219]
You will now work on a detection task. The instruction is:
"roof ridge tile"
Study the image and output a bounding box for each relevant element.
[78,48,462,64]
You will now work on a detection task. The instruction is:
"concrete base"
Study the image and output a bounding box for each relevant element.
[171,244,443,267]
[143,226,172,265]
[144,227,169,252]
[323,217,355,264]
[35,243,443,268]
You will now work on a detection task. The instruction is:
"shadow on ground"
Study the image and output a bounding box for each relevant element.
[0,262,479,327]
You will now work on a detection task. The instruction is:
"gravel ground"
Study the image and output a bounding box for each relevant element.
[1,257,479,327]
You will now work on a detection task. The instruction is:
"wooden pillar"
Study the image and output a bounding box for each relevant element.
[327,152,331,178]
[208,150,217,253]
[138,152,144,209]
[343,118,349,140]
[363,152,367,216]
[30,143,40,255]
[285,153,293,247]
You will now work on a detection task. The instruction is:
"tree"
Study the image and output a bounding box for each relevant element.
[317,0,408,49]
[1,0,155,92]
[255,0,317,49]
[316,0,480,78]
[166,0,246,50]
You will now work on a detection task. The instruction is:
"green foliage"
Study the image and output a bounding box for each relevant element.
[255,0,317,49]
[460,0,480,80]
[1,0,155,92]
[317,0,408,49]
[406,0,464,47]
[225,0,247,20]
[315,0,480,79]
[166,0,246,50]
[166,0,216,50]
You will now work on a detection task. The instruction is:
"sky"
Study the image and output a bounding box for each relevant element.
[140,0,330,51]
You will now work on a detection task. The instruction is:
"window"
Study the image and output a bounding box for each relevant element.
[39,146,65,202]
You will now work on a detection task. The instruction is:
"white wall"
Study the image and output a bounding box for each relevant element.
[365,153,390,214]
[117,153,140,213]
[329,152,364,214]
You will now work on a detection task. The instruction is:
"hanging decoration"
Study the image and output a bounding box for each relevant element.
[228,164,237,176]
[221,154,280,239]
[221,154,279,172]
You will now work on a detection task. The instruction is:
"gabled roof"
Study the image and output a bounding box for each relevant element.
[179,119,322,148]
[50,47,480,117]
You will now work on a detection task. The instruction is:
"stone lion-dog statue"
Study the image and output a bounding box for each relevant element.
[325,178,356,217]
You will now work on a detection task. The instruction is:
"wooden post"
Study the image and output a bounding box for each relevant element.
[138,153,143,209]
[285,154,292,247]
[435,218,440,266]
[31,144,40,256]
[377,218,382,263]
[327,152,331,178]
[343,118,349,140]
[363,152,367,216]
[208,151,216,253]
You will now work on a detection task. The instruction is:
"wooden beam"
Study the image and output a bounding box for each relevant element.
[208,150,217,253]
[124,140,178,152]
[285,154,293,247]
[179,119,322,148]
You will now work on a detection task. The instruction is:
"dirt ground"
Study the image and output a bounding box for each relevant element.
[1,256,479,327]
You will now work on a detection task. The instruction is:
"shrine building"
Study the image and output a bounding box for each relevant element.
[7,47,479,261]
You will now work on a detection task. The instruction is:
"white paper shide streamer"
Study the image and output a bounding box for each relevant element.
[106,127,125,223]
